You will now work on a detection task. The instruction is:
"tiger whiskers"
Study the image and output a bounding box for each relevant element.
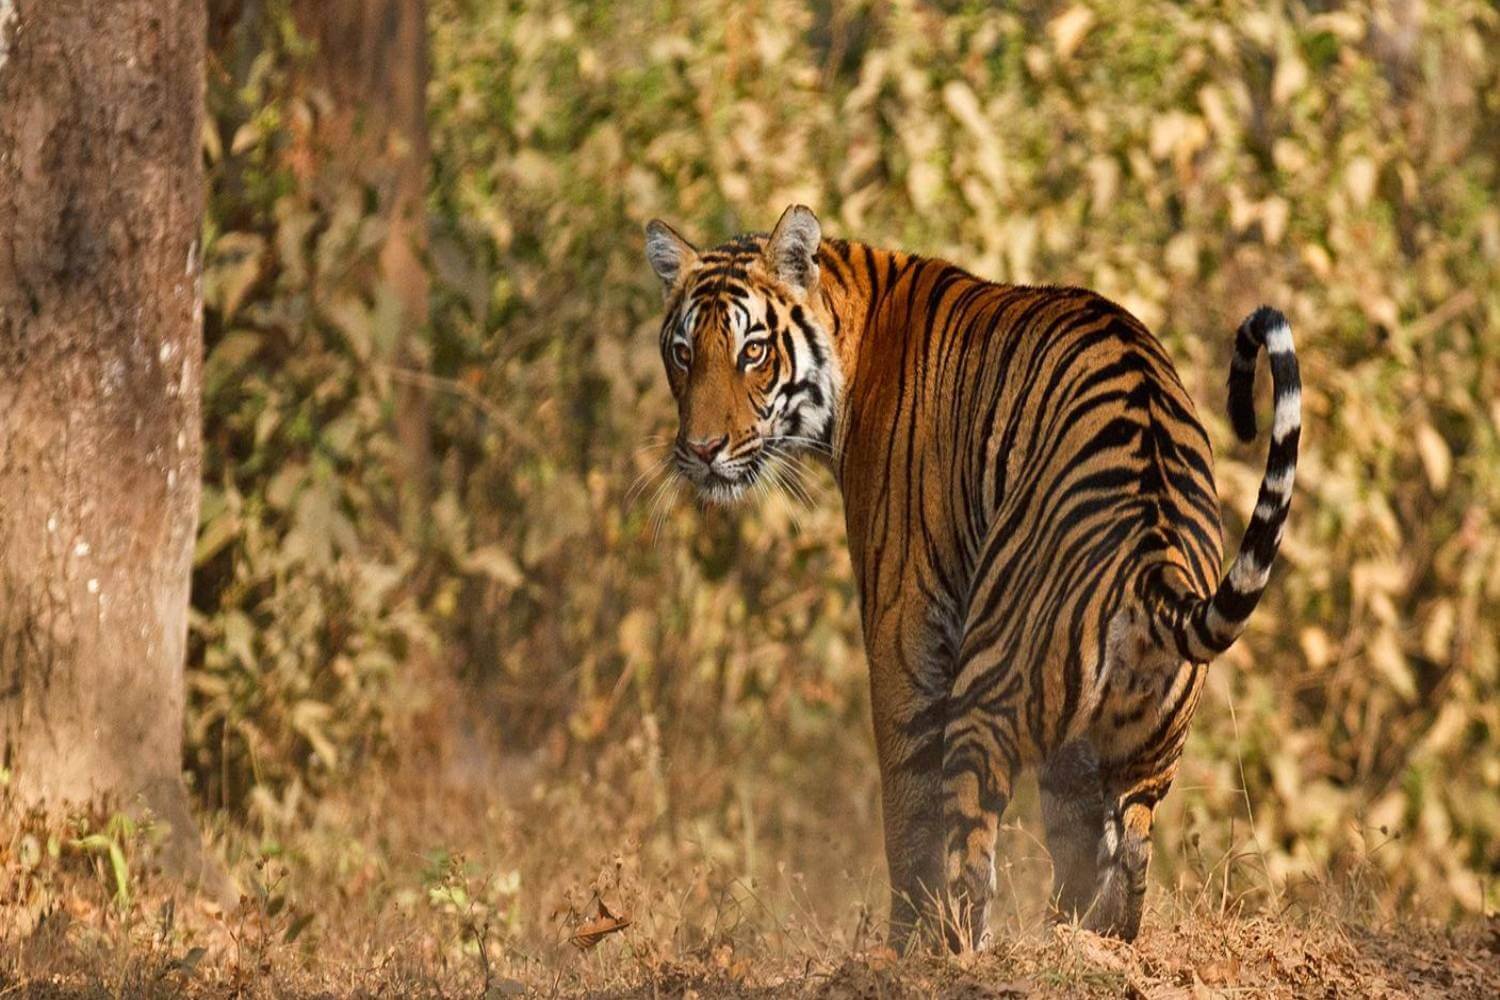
[624,446,674,508]
[646,476,681,545]
[782,457,821,508]
[750,463,775,514]
[762,442,824,508]
[764,457,807,534]
[767,434,837,462]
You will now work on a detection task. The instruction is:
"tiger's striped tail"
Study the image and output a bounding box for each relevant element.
[1149,306,1301,663]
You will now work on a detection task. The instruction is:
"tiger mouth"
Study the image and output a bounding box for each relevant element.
[699,476,749,505]
[680,452,765,506]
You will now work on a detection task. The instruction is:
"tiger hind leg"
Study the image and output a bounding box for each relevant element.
[880,723,946,955]
[1084,773,1171,941]
[1040,739,1105,920]
[939,701,1021,951]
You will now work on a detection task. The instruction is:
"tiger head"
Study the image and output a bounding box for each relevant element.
[643,205,841,505]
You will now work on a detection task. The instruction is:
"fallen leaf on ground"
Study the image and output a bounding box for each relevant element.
[570,898,631,949]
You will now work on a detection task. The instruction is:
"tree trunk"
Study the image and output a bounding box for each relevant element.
[291,0,433,539]
[0,0,227,900]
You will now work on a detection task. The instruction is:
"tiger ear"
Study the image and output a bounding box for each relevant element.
[764,204,821,293]
[644,219,699,296]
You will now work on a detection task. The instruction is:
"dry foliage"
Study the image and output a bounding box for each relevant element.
[2,777,1497,996]
[410,0,1497,920]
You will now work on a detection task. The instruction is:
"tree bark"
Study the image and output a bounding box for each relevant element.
[291,0,432,538]
[0,0,227,899]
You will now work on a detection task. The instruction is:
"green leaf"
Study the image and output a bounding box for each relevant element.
[205,330,264,392]
[283,911,316,944]
[205,234,267,322]
[171,947,208,977]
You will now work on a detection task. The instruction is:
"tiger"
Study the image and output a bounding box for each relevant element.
[642,204,1300,953]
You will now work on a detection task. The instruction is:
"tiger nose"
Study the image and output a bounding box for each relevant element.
[685,435,727,464]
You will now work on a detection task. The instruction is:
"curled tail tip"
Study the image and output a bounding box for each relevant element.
[1227,305,1295,443]
[1163,304,1301,662]
[1246,304,1290,336]
[1228,387,1259,443]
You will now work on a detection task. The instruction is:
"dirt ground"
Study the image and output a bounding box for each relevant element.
[4,734,1496,999]
[4,905,1496,999]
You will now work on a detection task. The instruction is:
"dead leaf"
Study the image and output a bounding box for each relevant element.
[570,898,631,950]
[1196,957,1240,985]
[1049,6,1095,60]
[463,545,525,589]
[1415,423,1451,492]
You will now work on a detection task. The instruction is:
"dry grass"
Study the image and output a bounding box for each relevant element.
[5,702,1496,999]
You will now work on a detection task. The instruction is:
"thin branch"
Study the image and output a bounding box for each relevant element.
[376,364,542,453]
